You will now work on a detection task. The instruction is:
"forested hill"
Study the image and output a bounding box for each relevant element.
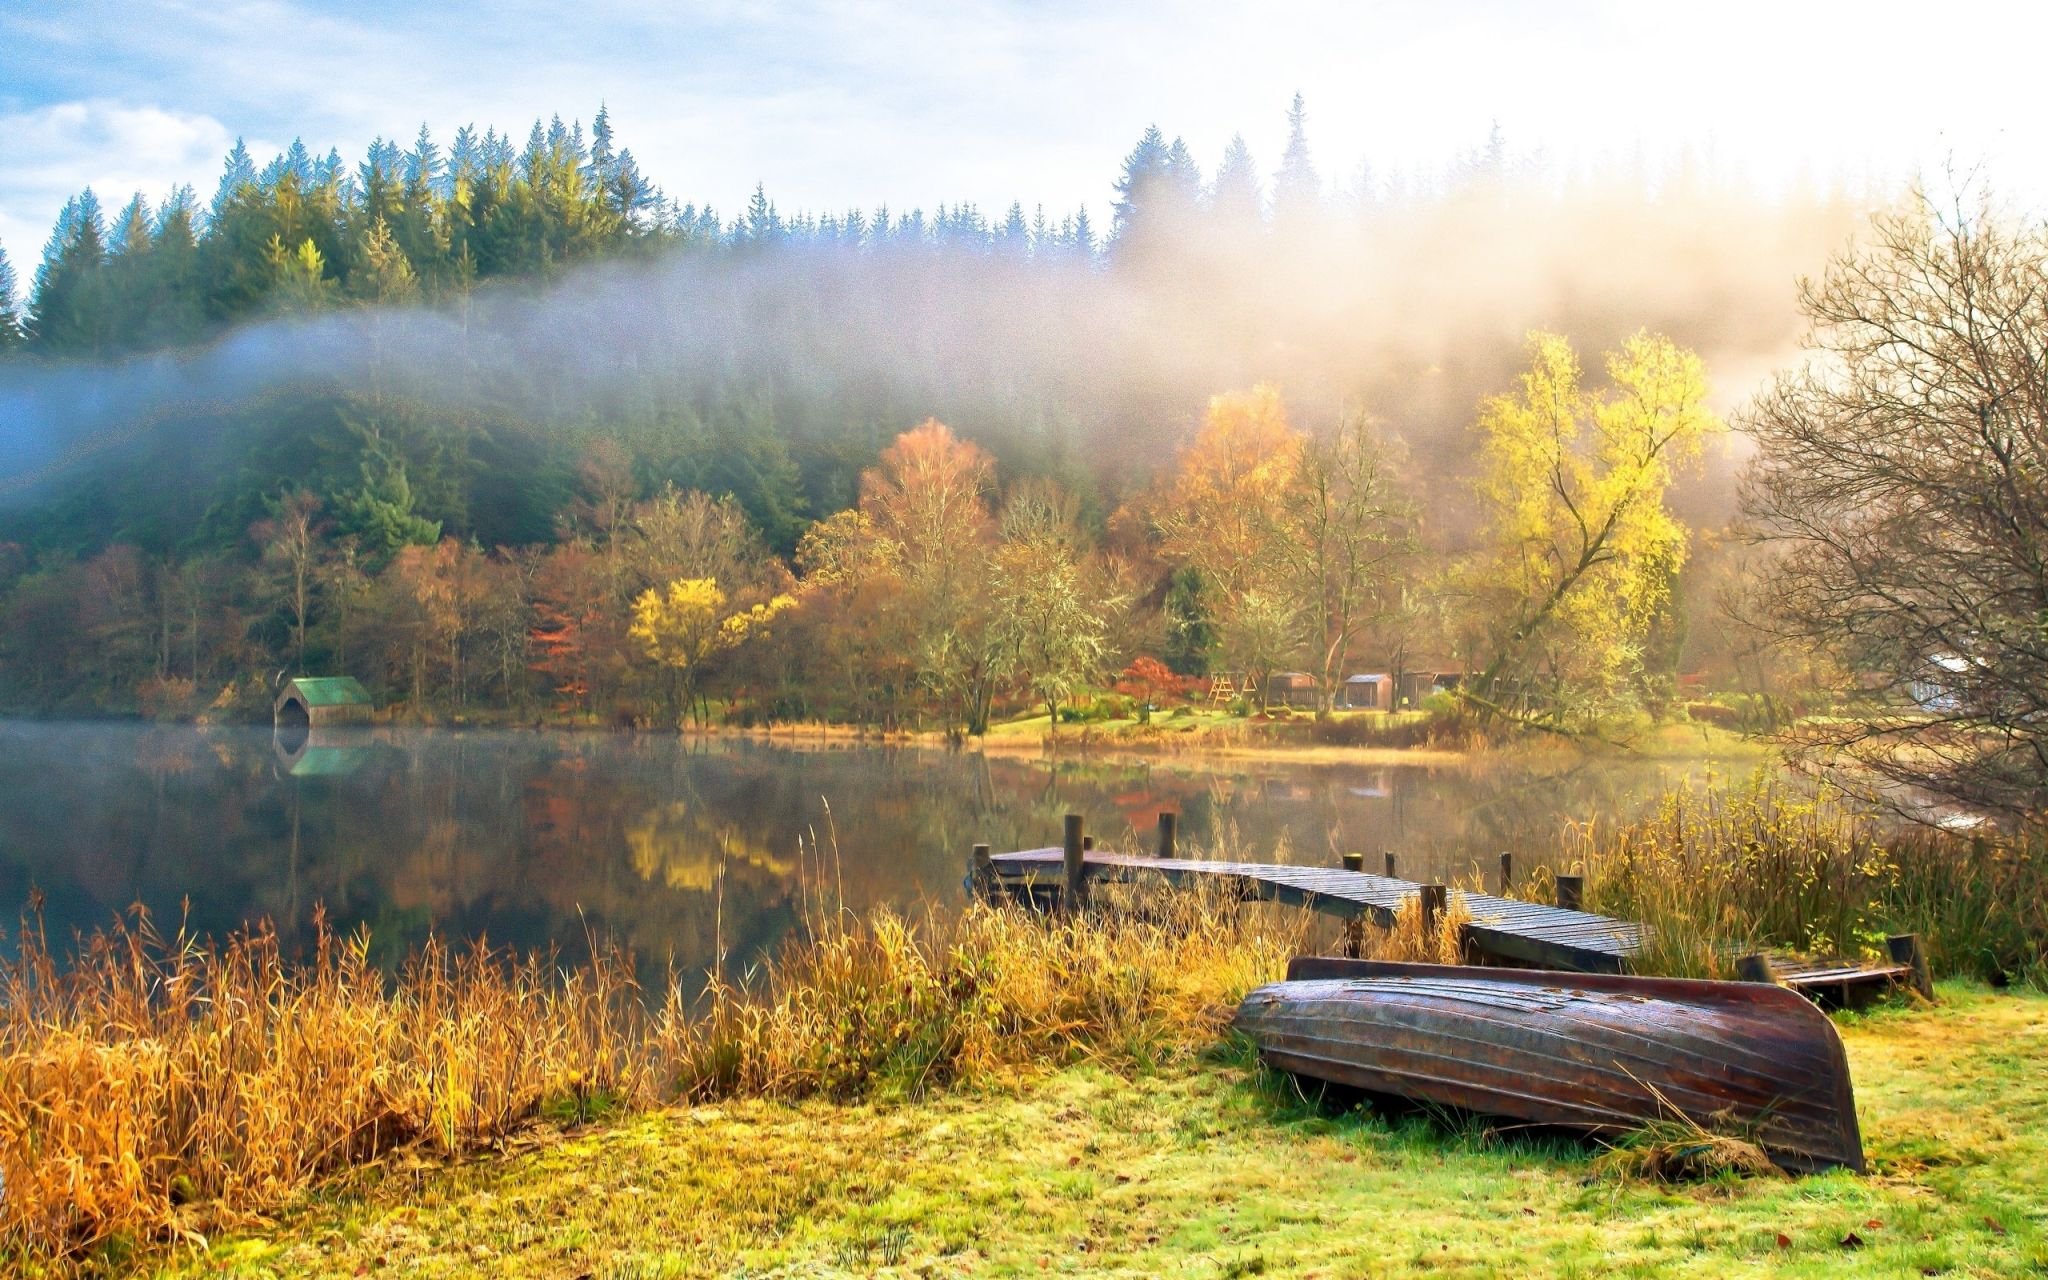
[0,101,1879,722]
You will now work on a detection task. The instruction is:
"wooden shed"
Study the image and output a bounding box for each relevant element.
[1341,673,1394,710]
[274,677,374,730]
[1267,671,1321,709]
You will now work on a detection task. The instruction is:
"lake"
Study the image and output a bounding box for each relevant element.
[0,721,1750,976]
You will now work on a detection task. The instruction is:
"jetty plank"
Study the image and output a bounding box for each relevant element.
[986,847,1908,996]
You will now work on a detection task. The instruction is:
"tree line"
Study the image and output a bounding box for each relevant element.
[0,329,1719,733]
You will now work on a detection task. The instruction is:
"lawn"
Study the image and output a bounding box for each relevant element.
[159,984,2047,1278]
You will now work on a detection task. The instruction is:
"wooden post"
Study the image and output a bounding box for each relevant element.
[969,843,994,902]
[1420,884,1447,942]
[1735,952,1780,985]
[1497,852,1513,896]
[1383,851,1398,879]
[1887,933,1935,1000]
[1555,874,1583,912]
[1063,813,1087,913]
[1082,834,1095,852]
[1157,811,1177,859]
[1342,851,1364,872]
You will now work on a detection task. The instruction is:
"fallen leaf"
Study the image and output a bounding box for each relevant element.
[1775,1233,1792,1250]
[1865,1219,1884,1230]
[1985,1217,2007,1235]
[1839,1232,1865,1249]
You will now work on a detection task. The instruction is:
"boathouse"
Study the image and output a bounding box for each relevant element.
[274,676,374,730]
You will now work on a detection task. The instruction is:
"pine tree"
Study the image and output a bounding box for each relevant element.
[588,104,616,186]
[404,125,442,193]
[1210,134,1262,236]
[1272,93,1322,233]
[209,139,258,226]
[1070,206,1096,261]
[739,183,783,246]
[1000,201,1028,255]
[0,242,23,350]
[1110,124,1172,243]
[30,189,109,351]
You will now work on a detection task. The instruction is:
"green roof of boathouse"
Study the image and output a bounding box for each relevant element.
[282,677,373,708]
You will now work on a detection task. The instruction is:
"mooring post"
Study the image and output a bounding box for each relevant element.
[1735,952,1780,985]
[1420,884,1447,941]
[1555,874,1584,912]
[1887,933,1935,1000]
[1063,813,1087,913]
[1497,852,1513,896]
[1384,851,1398,879]
[969,843,994,903]
[1157,811,1177,859]
[1342,851,1364,872]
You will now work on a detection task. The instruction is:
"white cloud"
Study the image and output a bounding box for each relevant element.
[0,100,249,267]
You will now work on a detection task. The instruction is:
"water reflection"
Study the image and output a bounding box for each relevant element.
[0,722,1744,976]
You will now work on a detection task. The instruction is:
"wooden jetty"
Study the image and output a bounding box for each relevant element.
[976,815,1922,1001]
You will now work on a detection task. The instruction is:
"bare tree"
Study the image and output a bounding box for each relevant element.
[1742,189,2048,821]
[252,490,326,675]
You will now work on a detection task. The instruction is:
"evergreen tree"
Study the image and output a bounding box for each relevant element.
[209,139,258,226]
[1110,124,1172,244]
[404,124,442,193]
[1069,206,1096,261]
[999,201,1029,255]
[0,242,22,350]
[588,103,616,186]
[1272,93,1322,233]
[739,183,783,246]
[30,189,109,351]
[1209,134,1263,236]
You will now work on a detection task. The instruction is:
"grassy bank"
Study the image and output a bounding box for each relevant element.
[1562,776,2048,986]
[160,985,2048,1278]
[0,887,1302,1273]
[10,778,2048,1275]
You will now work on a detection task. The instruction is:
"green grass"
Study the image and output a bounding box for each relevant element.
[146,984,2048,1278]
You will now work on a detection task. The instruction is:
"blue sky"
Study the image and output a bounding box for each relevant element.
[4,0,2047,269]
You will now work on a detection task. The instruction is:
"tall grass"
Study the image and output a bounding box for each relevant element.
[0,883,1302,1268]
[1562,774,2048,985]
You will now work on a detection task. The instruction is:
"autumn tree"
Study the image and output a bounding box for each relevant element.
[629,577,795,724]
[988,482,1119,728]
[1460,331,1722,726]
[858,419,1000,735]
[791,509,917,727]
[1155,385,1304,606]
[1115,656,1189,723]
[1274,413,1414,714]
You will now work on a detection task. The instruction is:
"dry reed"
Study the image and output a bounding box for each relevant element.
[0,880,1303,1269]
[1558,773,2048,985]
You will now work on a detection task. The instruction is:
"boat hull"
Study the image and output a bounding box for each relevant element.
[1235,958,1864,1173]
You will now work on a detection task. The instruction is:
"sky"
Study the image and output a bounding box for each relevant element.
[4,0,2048,270]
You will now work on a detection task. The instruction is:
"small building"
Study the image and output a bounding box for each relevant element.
[1396,671,1439,708]
[274,677,374,731]
[1266,671,1321,709]
[1341,673,1394,710]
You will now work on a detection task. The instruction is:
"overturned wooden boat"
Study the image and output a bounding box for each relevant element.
[1234,958,1864,1173]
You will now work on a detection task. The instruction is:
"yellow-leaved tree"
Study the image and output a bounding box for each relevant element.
[1462,331,1721,726]
[629,577,795,725]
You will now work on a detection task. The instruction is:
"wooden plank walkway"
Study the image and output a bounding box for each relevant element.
[986,848,1911,996]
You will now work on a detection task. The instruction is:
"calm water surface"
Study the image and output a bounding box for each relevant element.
[0,721,1752,974]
